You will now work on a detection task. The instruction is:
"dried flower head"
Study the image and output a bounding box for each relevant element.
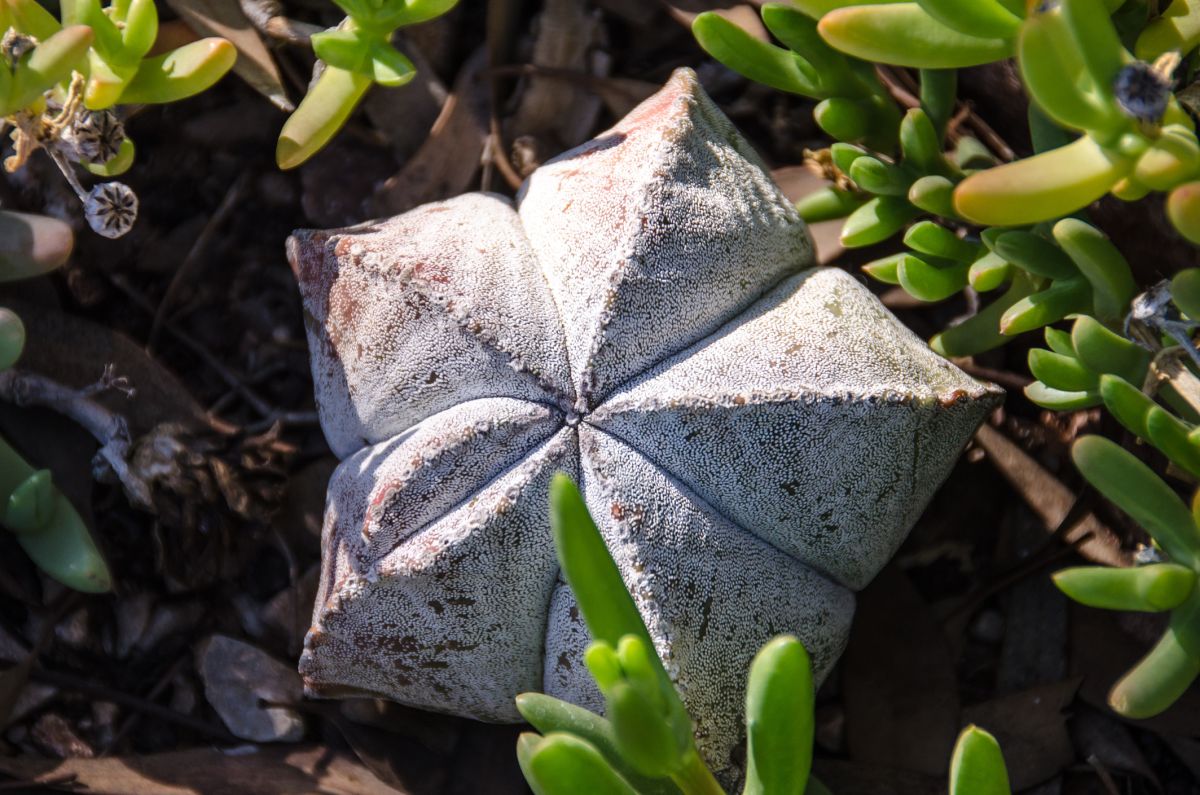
[1114,60,1174,124]
[1,30,35,66]
[61,109,125,165]
[84,182,137,238]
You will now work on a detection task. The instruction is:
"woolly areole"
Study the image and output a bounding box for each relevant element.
[288,68,1002,775]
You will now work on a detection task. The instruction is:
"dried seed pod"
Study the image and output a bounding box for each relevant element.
[61,109,126,165]
[1114,60,1173,124]
[83,182,137,238]
[1,30,35,66]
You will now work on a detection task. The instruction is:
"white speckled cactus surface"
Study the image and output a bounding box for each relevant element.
[287,68,1003,774]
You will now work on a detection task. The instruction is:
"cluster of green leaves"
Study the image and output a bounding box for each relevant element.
[275,0,457,170]
[1032,270,1200,714]
[1057,436,1200,717]
[2,0,235,177]
[695,3,1141,358]
[516,475,1013,794]
[691,0,1200,719]
[0,214,110,594]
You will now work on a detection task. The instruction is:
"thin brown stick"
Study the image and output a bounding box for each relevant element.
[149,173,252,351]
[876,65,1016,162]
[0,368,150,507]
[109,274,275,418]
[29,666,236,743]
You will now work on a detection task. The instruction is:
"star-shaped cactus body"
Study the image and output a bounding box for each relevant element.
[289,68,1001,775]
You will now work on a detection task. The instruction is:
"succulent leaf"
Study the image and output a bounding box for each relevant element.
[818,3,1013,68]
[949,726,1011,795]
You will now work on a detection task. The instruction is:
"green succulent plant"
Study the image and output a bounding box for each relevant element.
[517,475,1016,793]
[55,0,235,110]
[0,210,111,593]
[692,4,899,153]
[949,726,1011,795]
[0,0,235,237]
[688,0,1200,719]
[275,0,458,169]
[0,308,111,594]
[954,0,1200,232]
[811,0,1123,70]
[1058,436,1200,717]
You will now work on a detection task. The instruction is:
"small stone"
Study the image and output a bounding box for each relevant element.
[196,635,305,743]
[969,608,1005,645]
[30,714,95,758]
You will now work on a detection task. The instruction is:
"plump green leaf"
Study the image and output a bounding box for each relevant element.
[795,186,863,223]
[1024,382,1101,411]
[1052,219,1137,322]
[1071,315,1150,384]
[1054,564,1196,612]
[117,38,237,105]
[818,3,1012,68]
[369,42,416,87]
[0,441,111,593]
[1072,435,1200,566]
[898,254,969,302]
[992,231,1078,280]
[762,4,861,94]
[312,28,370,73]
[949,726,1010,795]
[121,0,159,59]
[848,155,913,196]
[898,107,947,175]
[1059,0,1125,95]
[7,25,94,111]
[1137,0,1200,60]
[791,0,906,18]
[908,175,956,217]
[0,309,25,371]
[378,0,459,30]
[904,221,979,262]
[1109,597,1200,718]
[605,677,681,779]
[863,253,904,285]
[954,136,1129,227]
[0,211,74,283]
[521,733,641,795]
[1028,348,1097,392]
[692,12,821,96]
[1172,268,1200,320]
[1133,125,1200,191]
[742,636,813,795]
[830,142,868,174]
[1044,327,1076,357]
[1145,406,1200,479]
[515,694,683,795]
[967,251,1012,292]
[999,277,1091,336]
[3,0,63,40]
[1168,181,1200,244]
[1099,373,1158,439]
[549,474,656,651]
[277,66,372,169]
[814,97,869,142]
[931,274,1037,356]
[840,196,921,247]
[916,0,1020,38]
